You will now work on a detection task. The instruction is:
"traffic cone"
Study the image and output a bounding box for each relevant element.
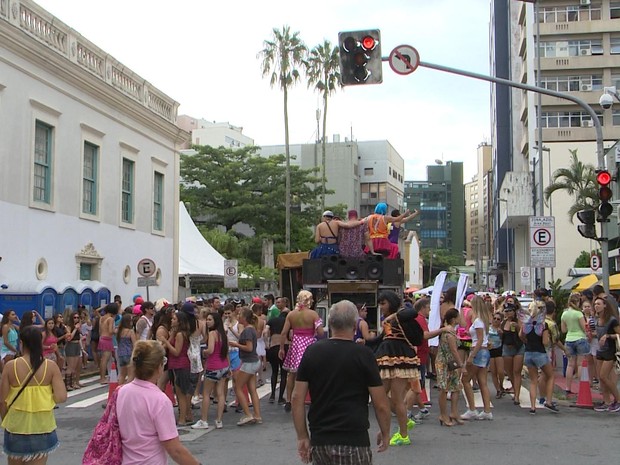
[107,360,119,399]
[165,382,176,405]
[574,358,593,409]
[420,386,431,406]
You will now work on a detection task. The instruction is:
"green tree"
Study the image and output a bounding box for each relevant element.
[180,145,324,256]
[305,39,341,211]
[259,26,308,252]
[421,249,465,285]
[573,250,601,268]
[544,149,598,223]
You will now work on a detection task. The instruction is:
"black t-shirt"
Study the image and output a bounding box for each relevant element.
[267,314,286,339]
[53,325,67,347]
[296,338,382,447]
[524,322,548,353]
[603,317,619,354]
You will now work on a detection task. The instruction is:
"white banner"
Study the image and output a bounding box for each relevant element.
[428,271,447,347]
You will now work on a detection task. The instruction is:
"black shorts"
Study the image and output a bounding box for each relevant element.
[489,347,503,359]
[169,368,193,395]
[595,350,615,362]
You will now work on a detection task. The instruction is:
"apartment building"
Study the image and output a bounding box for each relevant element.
[177,115,254,149]
[491,0,620,289]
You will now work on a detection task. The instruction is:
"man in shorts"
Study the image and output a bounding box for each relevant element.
[292,300,390,465]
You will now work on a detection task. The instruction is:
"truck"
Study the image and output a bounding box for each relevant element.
[277,252,405,331]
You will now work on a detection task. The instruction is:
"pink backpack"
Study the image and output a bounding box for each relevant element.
[82,386,122,465]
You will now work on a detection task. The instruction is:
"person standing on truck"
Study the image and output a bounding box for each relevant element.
[388,209,420,245]
[339,209,376,258]
[365,204,409,259]
[279,290,324,412]
[309,211,362,259]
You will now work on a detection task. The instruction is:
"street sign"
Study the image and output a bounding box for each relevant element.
[529,216,556,268]
[137,276,157,287]
[224,259,238,289]
[590,254,601,271]
[520,267,531,286]
[388,45,420,75]
[137,258,156,277]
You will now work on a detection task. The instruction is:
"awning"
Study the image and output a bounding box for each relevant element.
[573,274,599,291]
[560,276,581,291]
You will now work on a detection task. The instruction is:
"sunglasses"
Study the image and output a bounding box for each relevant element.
[493,317,502,321]
[73,316,80,319]
[162,356,168,366]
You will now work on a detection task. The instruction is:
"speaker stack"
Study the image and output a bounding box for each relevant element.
[302,256,403,286]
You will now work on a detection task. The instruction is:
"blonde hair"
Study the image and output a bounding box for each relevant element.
[470,296,492,332]
[132,340,165,380]
[567,293,581,310]
[296,290,313,310]
[528,301,545,318]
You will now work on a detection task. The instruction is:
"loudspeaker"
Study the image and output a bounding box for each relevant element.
[321,255,340,280]
[302,259,323,285]
[366,255,384,281]
[382,258,404,286]
[338,257,367,280]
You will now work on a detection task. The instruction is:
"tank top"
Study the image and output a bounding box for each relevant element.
[167,337,190,370]
[188,332,203,374]
[388,223,400,244]
[117,335,133,358]
[488,327,502,349]
[226,321,240,352]
[1,358,56,434]
[43,334,58,357]
[1,326,18,355]
[367,214,388,239]
[138,315,153,341]
[206,339,229,371]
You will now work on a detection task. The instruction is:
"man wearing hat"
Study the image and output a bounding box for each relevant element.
[310,210,363,259]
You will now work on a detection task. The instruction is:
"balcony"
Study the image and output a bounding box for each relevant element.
[499,172,534,228]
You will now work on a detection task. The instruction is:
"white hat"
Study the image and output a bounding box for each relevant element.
[322,210,334,218]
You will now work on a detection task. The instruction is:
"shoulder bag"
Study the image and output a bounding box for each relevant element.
[82,386,123,465]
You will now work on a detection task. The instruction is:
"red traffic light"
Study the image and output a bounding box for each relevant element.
[597,170,611,186]
[361,36,377,50]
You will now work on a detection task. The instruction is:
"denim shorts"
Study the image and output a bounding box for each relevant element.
[472,349,490,368]
[204,367,230,382]
[524,351,549,368]
[565,338,590,357]
[240,360,261,374]
[4,430,59,460]
[502,344,525,357]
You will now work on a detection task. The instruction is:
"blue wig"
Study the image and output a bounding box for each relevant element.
[374,202,387,215]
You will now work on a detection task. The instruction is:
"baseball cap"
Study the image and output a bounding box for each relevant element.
[181,302,196,315]
[322,210,334,218]
[252,297,263,304]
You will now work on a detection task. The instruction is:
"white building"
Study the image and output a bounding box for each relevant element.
[177,115,254,149]
[0,0,187,313]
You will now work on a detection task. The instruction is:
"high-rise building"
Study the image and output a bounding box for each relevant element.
[490,0,620,289]
[403,161,465,255]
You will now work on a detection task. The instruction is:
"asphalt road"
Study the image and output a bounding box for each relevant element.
[15,373,620,465]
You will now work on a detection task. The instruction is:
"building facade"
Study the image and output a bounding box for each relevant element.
[0,0,186,312]
[177,115,254,149]
[403,161,465,256]
[491,0,620,290]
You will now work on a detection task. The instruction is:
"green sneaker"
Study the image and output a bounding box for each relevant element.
[407,418,416,430]
[389,432,411,446]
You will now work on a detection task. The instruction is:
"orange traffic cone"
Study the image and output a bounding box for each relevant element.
[420,386,431,406]
[574,358,593,409]
[165,382,176,405]
[107,359,119,399]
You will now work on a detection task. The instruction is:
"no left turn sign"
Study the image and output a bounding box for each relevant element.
[388,45,420,75]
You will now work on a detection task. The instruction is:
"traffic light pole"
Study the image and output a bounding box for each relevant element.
[409,59,610,292]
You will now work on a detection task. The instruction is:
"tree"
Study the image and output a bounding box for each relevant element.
[305,40,341,211]
[544,149,598,223]
[180,145,325,255]
[259,26,308,252]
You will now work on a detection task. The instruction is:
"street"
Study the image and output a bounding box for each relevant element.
[29,370,618,465]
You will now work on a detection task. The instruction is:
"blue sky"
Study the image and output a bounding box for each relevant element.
[36,0,492,181]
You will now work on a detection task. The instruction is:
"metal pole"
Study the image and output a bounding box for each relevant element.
[534,0,545,289]
[418,59,608,292]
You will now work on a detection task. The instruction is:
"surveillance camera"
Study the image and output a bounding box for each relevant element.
[599,93,614,110]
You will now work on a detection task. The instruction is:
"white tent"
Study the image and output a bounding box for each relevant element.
[178,202,225,279]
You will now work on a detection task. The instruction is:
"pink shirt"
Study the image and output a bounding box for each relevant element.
[117,379,178,465]
[205,339,229,371]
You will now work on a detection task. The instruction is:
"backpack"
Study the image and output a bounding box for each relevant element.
[82,386,122,465]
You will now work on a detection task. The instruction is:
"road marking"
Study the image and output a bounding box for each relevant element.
[67,392,109,408]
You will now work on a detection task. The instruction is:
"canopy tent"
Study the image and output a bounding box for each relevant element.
[178,202,226,282]
[573,274,599,291]
[561,276,581,291]
[592,273,620,291]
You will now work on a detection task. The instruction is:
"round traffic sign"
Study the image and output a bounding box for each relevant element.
[590,255,600,271]
[388,45,420,75]
[137,258,156,277]
[225,266,237,277]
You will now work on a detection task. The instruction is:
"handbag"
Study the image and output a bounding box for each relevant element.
[82,386,123,465]
[447,360,460,371]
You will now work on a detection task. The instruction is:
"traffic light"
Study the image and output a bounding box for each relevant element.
[338,30,382,86]
[577,209,597,239]
[596,170,613,221]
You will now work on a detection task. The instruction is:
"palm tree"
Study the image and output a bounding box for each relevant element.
[544,149,598,223]
[258,26,307,253]
[305,40,341,211]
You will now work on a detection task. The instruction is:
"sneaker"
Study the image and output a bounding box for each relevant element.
[215,420,223,429]
[594,403,610,412]
[389,431,411,446]
[529,408,536,415]
[268,396,275,404]
[407,418,416,430]
[608,402,620,413]
[237,416,256,426]
[277,398,286,405]
[543,403,559,413]
[191,420,209,430]
[284,402,292,412]
[191,395,202,405]
[477,411,493,421]
[414,409,430,421]
[461,409,480,421]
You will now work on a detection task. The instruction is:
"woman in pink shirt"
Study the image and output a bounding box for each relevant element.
[116,340,200,465]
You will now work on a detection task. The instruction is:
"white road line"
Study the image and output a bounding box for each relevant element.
[67,392,109,408]
[67,382,107,398]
